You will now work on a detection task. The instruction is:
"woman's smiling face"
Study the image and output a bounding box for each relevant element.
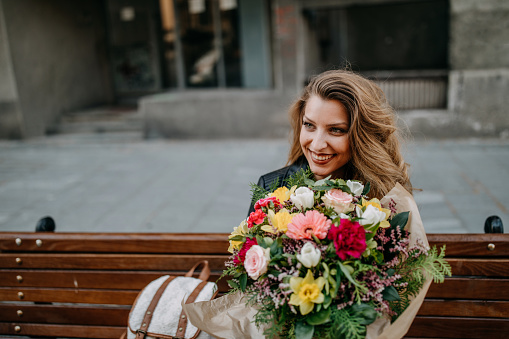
[300,95,351,180]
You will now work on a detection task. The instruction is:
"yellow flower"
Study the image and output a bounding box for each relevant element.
[289,270,326,315]
[228,220,249,253]
[261,209,294,234]
[269,186,297,204]
[359,198,391,228]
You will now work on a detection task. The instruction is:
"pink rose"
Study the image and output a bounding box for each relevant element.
[244,245,270,280]
[233,237,258,266]
[321,189,354,214]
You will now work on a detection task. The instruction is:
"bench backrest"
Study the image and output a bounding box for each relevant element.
[411,234,509,338]
[1,232,508,338]
[0,233,230,338]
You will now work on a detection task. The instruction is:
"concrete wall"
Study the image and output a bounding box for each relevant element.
[1,0,112,138]
[0,1,23,138]
[446,0,509,137]
[141,90,295,139]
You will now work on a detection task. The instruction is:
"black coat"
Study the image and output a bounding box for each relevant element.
[247,156,309,215]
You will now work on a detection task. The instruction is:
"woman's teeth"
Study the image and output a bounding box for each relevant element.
[311,152,334,161]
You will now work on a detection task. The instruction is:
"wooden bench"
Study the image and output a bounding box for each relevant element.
[0,232,508,338]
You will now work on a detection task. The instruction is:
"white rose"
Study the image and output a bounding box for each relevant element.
[290,187,315,210]
[244,245,270,280]
[296,242,321,268]
[356,205,386,226]
[346,180,364,196]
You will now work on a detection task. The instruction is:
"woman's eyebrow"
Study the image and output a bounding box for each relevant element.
[303,115,348,127]
[302,115,314,123]
[327,122,349,127]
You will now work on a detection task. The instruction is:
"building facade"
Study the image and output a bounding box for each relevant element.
[0,0,508,139]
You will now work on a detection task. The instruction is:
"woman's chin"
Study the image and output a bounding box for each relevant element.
[309,167,331,180]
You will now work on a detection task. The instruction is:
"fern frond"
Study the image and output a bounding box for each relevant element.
[285,168,314,188]
[250,182,269,204]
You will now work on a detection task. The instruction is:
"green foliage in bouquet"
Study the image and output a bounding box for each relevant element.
[222,169,451,339]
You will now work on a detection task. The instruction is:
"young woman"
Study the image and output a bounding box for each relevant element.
[249,70,411,214]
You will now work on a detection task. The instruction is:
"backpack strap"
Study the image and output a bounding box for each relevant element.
[132,276,177,339]
[176,280,208,339]
[184,260,210,281]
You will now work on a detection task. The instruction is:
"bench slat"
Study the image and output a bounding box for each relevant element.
[427,277,509,300]
[0,269,231,292]
[1,233,508,256]
[0,253,229,270]
[428,234,509,257]
[418,299,509,318]
[4,255,508,277]
[0,304,129,326]
[448,258,509,277]
[0,287,138,305]
[0,233,230,254]
[0,323,124,338]
[407,316,509,338]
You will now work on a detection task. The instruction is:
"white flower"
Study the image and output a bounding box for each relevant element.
[296,242,321,268]
[346,180,364,196]
[244,245,270,280]
[356,205,387,226]
[339,213,350,219]
[290,187,315,210]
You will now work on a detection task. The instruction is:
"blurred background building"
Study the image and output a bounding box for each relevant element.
[1,0,508,140]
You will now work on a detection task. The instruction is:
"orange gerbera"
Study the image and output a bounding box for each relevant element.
[286,210,331,240]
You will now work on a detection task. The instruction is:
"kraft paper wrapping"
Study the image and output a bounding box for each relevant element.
[184,183,432,339]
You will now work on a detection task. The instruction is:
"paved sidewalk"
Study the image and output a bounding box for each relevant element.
[0,132,507,234]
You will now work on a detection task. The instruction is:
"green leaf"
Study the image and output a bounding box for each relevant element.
[306,308,331,325]
[382,285,401,301]
[351,303,378,325]
[323,294,332,309]
[295,321,314,339]
[390,211,409,231]
[239,274,247,292]
[313,186,333,191]
[304,178,316,187]
[227,280,239,289]
[255,235,266,248]
[362,182,371,195]
[372,250,384,264]
[264,237,274,246]
[340,187,353,195]
[270,239,281,256]
[386,268,395,277]
[229,235,244,242]
[325,180,336,186]
[334,264,343,297]
[338,262,358,286]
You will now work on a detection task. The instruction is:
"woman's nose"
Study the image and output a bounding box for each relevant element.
[310,131,327,150]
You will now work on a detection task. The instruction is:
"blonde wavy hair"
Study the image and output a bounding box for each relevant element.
[288,70,412,199]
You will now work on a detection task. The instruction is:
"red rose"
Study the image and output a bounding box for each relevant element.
[254,197,281,210]
[247,209,267,228]
[327,219,367,260]
[234,237,258,265]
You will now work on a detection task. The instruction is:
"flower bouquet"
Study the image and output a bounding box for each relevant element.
[185,170,451,339]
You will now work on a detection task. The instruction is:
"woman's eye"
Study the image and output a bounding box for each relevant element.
[303,121,313,129]
[330,127,347,134]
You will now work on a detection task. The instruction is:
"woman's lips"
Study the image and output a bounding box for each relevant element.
[309,150,336,163]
